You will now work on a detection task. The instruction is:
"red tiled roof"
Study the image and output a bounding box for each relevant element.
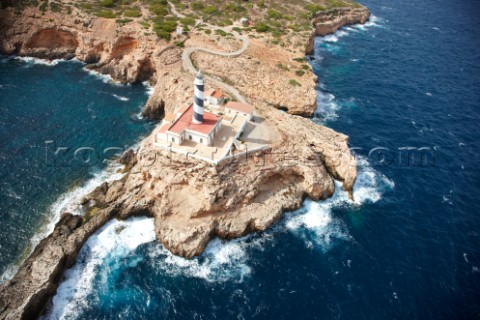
[168,104,221,135]
[176,104,190,115]
[209,88,224,99]
[225,102,254,114]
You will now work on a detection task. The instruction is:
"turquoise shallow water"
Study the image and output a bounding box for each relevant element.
[0,57,153,279]
[3,0,480,318]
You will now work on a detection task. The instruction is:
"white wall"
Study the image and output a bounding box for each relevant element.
[166,132,183,144]
[225,108,252,121]
[185,130,211,146]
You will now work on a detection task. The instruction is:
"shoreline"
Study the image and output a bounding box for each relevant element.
[0,4,367,318]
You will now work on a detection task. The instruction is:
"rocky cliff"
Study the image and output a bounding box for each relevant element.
[0,2,364,319]
[306,7,370,55]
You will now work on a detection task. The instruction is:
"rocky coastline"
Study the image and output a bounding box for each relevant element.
[0,3,368,319]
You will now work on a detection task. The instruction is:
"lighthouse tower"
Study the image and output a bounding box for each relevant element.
[193,70,205,124]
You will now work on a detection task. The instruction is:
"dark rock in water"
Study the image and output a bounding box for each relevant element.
[119,149,137,170]
[141,99,165,121]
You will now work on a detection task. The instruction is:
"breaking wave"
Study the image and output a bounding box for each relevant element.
[15,56,63,66]
[43,157,392,319]
[112,94,130,101]
[285,156,393,250]
[42,217,156,320]
[0,163,126,283]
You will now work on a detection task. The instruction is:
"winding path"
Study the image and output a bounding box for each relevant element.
[168,1,250,103]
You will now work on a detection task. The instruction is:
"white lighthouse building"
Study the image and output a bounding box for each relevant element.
[158,71,222,146]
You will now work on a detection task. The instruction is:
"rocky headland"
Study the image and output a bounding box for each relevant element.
[0,1,368,319]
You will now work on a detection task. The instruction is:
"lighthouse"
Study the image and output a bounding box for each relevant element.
[193,70,205,124]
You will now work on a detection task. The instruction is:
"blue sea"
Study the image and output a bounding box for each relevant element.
[2,0,480,318]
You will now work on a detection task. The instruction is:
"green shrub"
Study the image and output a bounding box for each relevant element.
[276,63,290,71]
[203,6,218,15]
[271,30,283,37]
[254,22,269,33]
[50,2,60,12]
[293,57,306,62]
[267,9,282,19]
[95,10,115,18]
[191,2,204,10]
[39,1,47,13]
[80,3,92,10]
[225,3,245,13]
[220,19,233,26]
[302,64,310,70]
[100,0,114,8]
[295,70,305,76]
[215,29,227,37]
[204,29,211,34]
[180,17,195,26]
[124,9,141,17]
[154,19,177,41]
[305,4,325,13]
[150,4,167,16]
[117,18,133,24]
[155,30,171,41]
[289,79,301,86]
[140,21,151,29]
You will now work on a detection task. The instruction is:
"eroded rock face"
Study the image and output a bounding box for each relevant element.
[142,98,165,120]
[111,36,138,60]
[306,7,371,55]
[26,28,78,50]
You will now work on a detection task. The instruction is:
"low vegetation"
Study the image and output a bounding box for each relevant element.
[3,0,363,45]
[289,79,302,86]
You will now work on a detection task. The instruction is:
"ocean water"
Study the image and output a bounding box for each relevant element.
[3,0,480,318]
[0,57,153,279]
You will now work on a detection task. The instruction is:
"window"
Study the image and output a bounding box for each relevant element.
[171,137,175,143]
[189,135,192,140]
[200,138,203,144]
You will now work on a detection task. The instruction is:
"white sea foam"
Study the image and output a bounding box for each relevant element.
[112,94,130,101]
[353,157,394,204]
[285,156,394,249]
[143,81,155,96]
[44,217,258,318]
[285,198,349,250]
[323,29,350,43]
[15,56,63,66]
[323,34,339,43]
[147,236,258,283]
[41,155,393,316]
[315,91,339,122]
[42,217,156,320]
[32,162,126,242]
[365,14,383,27]
[0,162,127,283]
[83,67,122,86]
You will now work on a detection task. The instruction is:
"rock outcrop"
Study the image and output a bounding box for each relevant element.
[306,7,370,55]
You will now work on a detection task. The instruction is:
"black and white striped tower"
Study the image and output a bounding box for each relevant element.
[193,70,205,124]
